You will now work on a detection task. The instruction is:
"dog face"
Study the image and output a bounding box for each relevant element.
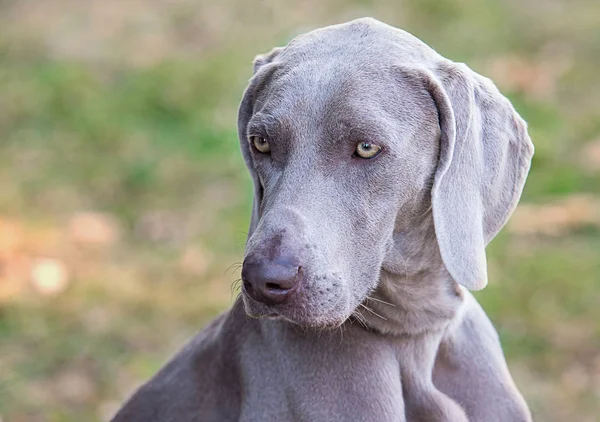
[237,18,533,328]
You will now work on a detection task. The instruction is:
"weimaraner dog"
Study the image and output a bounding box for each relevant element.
[112,18,534,422]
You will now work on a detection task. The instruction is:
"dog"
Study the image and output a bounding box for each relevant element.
[111,18,534,421]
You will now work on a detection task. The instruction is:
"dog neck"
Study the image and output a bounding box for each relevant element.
[357,212,465,336]
[358,268,464,336]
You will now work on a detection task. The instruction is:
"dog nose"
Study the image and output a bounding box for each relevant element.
[241,256,301,306]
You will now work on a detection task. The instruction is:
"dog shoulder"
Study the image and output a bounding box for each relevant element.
[111,309,245,422]
[434,292,532,421]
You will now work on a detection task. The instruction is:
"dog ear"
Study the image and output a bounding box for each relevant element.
[253,47,283,73]
[424,61,534,290]
[237,48,283,239]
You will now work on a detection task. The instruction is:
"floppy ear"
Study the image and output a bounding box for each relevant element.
[252,47,284,73]
[425,61,534,290]
[237,47,283,239]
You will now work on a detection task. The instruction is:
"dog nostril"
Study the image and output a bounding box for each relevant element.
[265,282,286,291]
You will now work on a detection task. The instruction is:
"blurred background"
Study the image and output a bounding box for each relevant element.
[0,0,599,421]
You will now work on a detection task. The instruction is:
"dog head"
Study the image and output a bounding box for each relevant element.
[237,18,533,328]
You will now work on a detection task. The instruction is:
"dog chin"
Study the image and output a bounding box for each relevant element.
[242,295,348,329]
[280,312,347,329]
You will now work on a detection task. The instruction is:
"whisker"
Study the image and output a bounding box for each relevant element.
[360,303,387,321]
[366,296,395,307]
[224,261,243,275]
[350,311,360,327]
[230,278,243,300]
[336,321,346,344]
[352,310,369,329]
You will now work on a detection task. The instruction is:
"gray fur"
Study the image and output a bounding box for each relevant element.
[112,18,533,421]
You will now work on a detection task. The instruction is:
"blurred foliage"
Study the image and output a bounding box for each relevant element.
[0,1,599,421]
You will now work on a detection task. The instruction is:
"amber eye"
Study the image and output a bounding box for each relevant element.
[354,142,382,159]
[251,136,271,153]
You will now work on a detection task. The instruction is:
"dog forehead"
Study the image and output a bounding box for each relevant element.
[250,18,442,127]
[279,18,440,69]
[254,65,389,124]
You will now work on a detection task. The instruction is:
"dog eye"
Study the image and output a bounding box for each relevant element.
[354,142,382,159]
[250,136,271,153]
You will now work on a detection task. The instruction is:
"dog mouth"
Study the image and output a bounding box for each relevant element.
[241,285,352,328]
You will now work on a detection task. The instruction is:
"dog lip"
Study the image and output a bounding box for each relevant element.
[242,286,280,311]
[242,280,254,296]
[241,280,349,328]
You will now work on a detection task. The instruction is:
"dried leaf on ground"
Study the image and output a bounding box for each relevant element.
[508,195,600,236]
[53,368,97,404]
[0,218,22,256]
[579,138,600,173]
[179,244,213,277]
[486,49,571,100]
[68,212,120,246]
[0,218,27,300]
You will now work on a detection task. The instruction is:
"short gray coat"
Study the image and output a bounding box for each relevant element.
[112,18,534,422]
